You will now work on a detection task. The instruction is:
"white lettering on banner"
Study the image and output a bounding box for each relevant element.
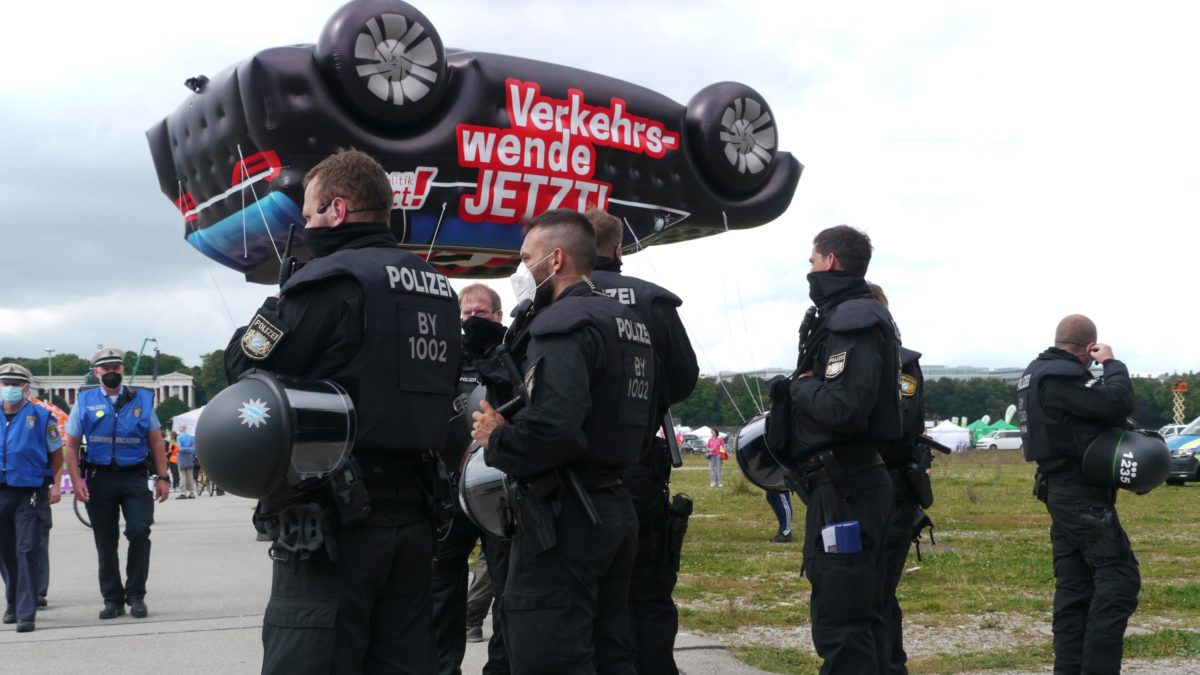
[456,78,680,225]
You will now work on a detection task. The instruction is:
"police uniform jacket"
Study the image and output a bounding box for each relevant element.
[1017,347,1135,475]
[225,222,461,454]
[788,272,902,464]
[881,348,925,468]
[1,400,59,487]
[592,258,699,414]
[487,282,655,482]
[75,386,155,467]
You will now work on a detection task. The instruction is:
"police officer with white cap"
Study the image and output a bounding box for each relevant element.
[0,363,63,632]
[64,347,170,620]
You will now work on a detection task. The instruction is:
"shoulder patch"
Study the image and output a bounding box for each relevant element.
[900,374,918,397]
[241,314,285,361]
[825,352,848,379]
[524,361,539,400]
[1017,374,1031,390]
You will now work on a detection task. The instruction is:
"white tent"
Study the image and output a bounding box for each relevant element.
[170,406,205,435]
[928,419,971,452]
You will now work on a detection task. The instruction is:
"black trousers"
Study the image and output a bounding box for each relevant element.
[261,515,435,675]
[627,487,679,675]
[0,486,44,621]
[505,487,638,675]
[801,464,892,675]
[433,510,511,675]
[1045,488,1140,675]
[85,469,154,603]
[36,485,52,598]
[880,470,919,675]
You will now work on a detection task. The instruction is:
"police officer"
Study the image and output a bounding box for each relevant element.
[586,208,698,675]
[471,208,655,673]
[786,225,901,673]
[64,348,171,620]
[1017,314,1139,675]
[0,364,63,633]
[433,283,510,675]
[224,149,461,674]
[868,282,927,675]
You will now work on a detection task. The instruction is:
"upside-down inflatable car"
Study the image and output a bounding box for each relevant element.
[146,0,802,282]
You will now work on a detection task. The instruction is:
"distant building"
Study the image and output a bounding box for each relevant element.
[924,364,1101,385]
[34,372,197,409]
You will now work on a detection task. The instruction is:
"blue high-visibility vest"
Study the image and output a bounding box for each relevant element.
[1,400,54,487]
[77,387,154,466]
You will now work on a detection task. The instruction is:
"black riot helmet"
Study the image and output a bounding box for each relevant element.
[196,369,355,500]
[735,413,793,492]
[1082,427,1170,494]
[458,442,512,539]
[441,385,487,473]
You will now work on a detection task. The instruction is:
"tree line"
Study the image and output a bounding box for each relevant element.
[672,373,1200,431]
[2,350,227,424]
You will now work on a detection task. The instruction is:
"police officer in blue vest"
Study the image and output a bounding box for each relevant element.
[224,149,461,674]
[64,348,171,621]
[1017,315,1139,675]
[0,364,63,633]
[471,209,656,673]
[586,208,698,675]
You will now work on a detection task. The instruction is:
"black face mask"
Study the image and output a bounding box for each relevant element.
[462,315,506,357]
[301,226,343,259]
[101,372,123,389]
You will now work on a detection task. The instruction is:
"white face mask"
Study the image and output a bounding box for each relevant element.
[509,251,555,304]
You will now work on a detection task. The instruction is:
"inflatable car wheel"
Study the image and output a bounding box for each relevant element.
[686,82,779,194]
[316,0,447,127]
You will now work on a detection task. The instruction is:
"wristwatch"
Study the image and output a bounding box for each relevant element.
[155,476,171,483]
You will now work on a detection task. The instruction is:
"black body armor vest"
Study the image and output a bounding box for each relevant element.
[882,348,923,467]
[527,293,655,469]
[791,297,903,461]
[1017,356,1091,462]
[282,246,461,451]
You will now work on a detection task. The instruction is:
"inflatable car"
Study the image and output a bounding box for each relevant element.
[146,0,802,282]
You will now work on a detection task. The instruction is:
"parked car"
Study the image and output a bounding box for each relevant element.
[682,438,708,456]
[1158,424,1186,438]
[1166,416,1200,485]
[975,429,1023,451]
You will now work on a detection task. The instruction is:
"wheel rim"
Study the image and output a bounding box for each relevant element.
[719,97,777,175]
[353,14,440,107]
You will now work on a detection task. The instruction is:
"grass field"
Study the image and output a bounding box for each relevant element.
[672,450,1200,673]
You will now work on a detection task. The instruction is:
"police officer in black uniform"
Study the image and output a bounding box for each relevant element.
[868,283,928,675]
[586,208,698,675]
[471,209,654,674]
[433,283,510,675]
[224,149,461,675]
[1017,314,1139,675]
[785,225,901,674]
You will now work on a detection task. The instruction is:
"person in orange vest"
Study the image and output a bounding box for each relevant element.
[165,431,180,492]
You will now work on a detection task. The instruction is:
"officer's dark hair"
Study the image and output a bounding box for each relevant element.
[813,225,872,276]
[303,150,392,225]
[867,282,888,307]
[584,208,623,254]
[460,283,502,313]
[523,209,597,274]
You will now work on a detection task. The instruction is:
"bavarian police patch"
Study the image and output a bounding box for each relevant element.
[26,416,35,429]
[241,314,285,361]
[133,406,143,418]
[901,374,918,397]
[47,424,59,440]
[825,352,848,379]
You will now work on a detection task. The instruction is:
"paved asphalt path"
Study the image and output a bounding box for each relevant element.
[0,490,767,674]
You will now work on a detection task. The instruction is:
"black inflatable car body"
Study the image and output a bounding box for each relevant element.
[146,0,802,282]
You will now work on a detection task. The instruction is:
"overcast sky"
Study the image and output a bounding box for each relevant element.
[3,1,1198,380]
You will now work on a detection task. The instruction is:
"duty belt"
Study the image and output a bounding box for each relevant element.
[83,463,145,473]
[1046,476,1115,502]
